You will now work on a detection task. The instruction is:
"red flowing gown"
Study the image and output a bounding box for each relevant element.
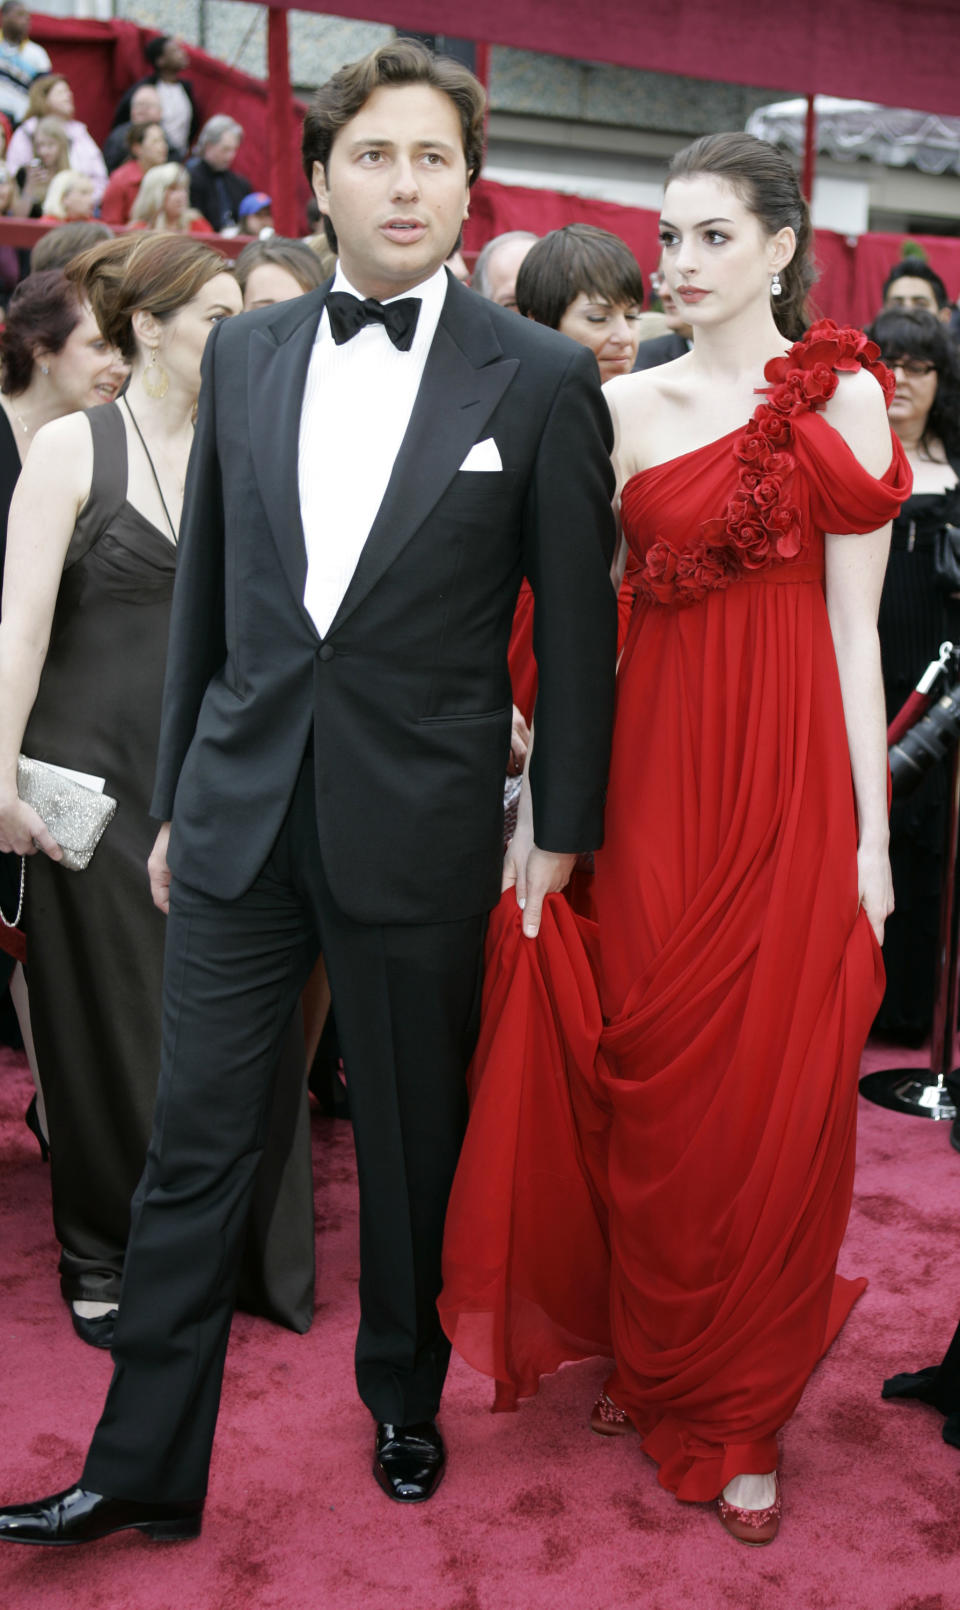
[439,324,912,1501]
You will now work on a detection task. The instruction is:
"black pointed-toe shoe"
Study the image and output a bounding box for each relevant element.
[70,1305,117,1351]
[373,1421,445,1503]
[0,1486,203,1546]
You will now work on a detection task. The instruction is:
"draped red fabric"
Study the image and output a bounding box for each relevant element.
[256,0,960,119]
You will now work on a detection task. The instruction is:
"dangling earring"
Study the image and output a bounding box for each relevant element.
[143,346,169,400]
[39,362,49,375]
[770,271,783,298]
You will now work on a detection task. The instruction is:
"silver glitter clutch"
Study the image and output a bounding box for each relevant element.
[17,756,117,872]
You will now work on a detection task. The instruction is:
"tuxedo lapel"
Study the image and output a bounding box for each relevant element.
[247,287,327,628]
[327,279,519,636]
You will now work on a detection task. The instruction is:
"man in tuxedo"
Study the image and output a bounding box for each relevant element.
[0,39,617,1546]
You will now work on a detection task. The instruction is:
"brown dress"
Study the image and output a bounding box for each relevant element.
[22,402,315,1325]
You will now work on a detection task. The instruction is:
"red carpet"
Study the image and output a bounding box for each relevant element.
[0,1040,956,1610]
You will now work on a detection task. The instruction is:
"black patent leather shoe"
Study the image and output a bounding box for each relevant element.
[0,1485,203,1546]
[373,1420,445,1503]
[70,1304,117,1351]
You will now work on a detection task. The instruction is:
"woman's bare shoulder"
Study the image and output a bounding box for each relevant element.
[18,411,95,502]
[604,357,694,478]
[820,366,892,477]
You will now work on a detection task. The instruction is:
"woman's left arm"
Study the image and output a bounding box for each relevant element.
[823,369,898,943]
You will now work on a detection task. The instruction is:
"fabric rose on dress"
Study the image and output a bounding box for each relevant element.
[733,522,773,569]
[633,322,896,607]
[761,503,803,558]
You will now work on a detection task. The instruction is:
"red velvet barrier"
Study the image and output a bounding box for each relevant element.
[30,13,311,230]
[0,214,249,256]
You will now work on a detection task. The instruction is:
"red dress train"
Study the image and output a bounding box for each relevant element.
[439,324,912,1501]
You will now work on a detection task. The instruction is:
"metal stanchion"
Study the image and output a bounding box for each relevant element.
[860,691,960,1121]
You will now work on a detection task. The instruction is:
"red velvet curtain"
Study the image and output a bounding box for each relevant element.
[266,0,960,120]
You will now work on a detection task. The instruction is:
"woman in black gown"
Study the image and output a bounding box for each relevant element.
[0,270,128,1050]
[0,236,315,1348]
[867,310,960,1043]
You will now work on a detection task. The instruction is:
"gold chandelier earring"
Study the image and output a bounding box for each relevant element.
[143,345,169,399]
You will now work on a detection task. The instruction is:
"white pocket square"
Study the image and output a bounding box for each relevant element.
[459,438,502,472]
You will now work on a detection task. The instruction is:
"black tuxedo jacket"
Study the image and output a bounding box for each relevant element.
[152,273,617,925]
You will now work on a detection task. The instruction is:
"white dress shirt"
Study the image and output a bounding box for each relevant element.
[298,264,448,638]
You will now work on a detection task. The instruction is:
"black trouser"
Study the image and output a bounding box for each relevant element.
[82,754,485,1503]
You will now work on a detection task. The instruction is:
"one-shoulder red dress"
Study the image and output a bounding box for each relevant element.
[439,324,913,1501]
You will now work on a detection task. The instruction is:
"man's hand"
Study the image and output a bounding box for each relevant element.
[148,822,172,914]
[507,841,577,939]
[509,705,530,775]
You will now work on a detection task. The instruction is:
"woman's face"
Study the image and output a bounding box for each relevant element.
[0,175,13,213]
[658,174,791,331]
[44,78,74,119]
[62,175,94,220]
[34,133,61,168]
[885,352,939,442]
[243,261,306,311]
[558,291,642,382]
[138,123,168,169]
[162,181,187,221]
[40,302,128,411]
[151,272,242,392]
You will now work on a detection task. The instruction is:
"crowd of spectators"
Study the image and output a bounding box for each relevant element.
[0,20,283,307]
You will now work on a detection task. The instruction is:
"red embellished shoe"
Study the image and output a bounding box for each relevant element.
[716,1475,782,1546]
[589,1392,634,1437]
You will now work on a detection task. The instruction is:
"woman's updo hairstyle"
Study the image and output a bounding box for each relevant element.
[666,132,816,342]
[0,269,83,395]
[64,233,230,363]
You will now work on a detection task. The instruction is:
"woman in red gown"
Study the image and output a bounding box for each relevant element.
[440,134,911,1544]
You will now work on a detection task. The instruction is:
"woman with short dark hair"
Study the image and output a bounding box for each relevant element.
[515,222,645,380]
[867,307,960,1041]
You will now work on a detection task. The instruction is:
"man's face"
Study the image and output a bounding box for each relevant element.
[3,5,28,43]
[204,132,240,171]
[159,38,189,74]
[884,275,944,318]
[484,237,533,309]
[313,83,471,301]
[130,87,163,125]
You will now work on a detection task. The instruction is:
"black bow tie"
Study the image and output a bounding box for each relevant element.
[326,291,421,352]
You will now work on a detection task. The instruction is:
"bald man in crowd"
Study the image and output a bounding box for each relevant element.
[471,229,538,310]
